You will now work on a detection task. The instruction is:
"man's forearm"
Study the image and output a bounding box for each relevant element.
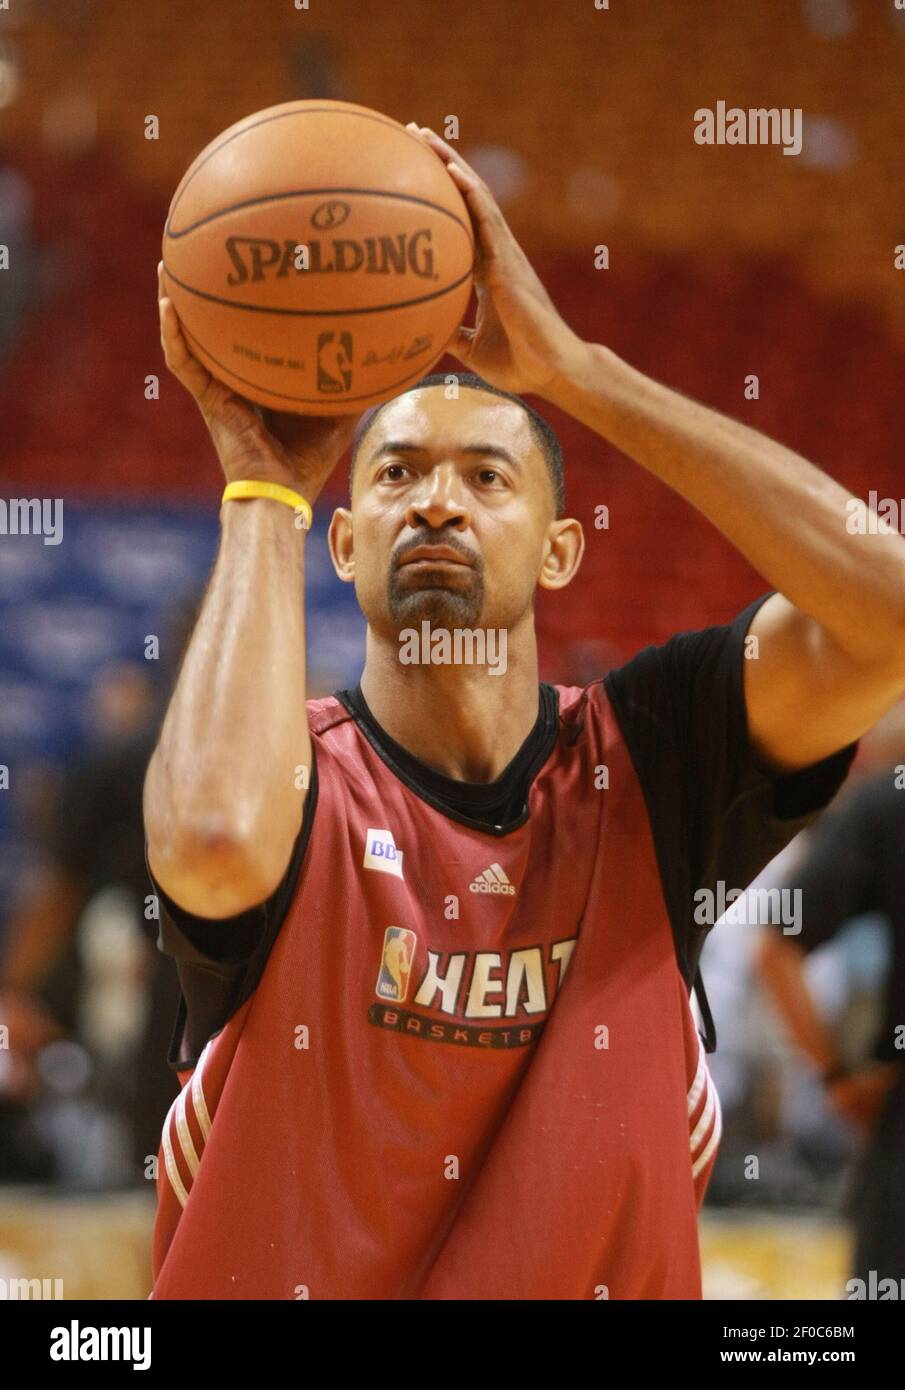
[550,344,905,667]
[144,499,310,917]
[756,931,841,1075]
[0,866,84,992]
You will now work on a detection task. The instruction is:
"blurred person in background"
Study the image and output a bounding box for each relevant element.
[0,597,200,1187]
[699,841,857,1211]
[0,160,35,368]
[757,700,905,1286]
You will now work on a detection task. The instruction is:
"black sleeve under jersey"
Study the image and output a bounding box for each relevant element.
[146,758,318,1067]
[603,592,858,994]
[771,774,889,955]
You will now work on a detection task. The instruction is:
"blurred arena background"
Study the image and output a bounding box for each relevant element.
[1,0,903,1299]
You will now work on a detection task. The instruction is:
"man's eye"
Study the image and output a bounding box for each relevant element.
[380,464,409,481]
[477,467,502,485]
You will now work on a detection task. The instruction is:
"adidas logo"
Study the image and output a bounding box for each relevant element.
[469,863,516,895]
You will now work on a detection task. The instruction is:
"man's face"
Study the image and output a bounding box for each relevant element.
[335,387,557,639]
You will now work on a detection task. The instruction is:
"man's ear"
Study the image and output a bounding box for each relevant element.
[538,517,585,591]
[328,507,355,583]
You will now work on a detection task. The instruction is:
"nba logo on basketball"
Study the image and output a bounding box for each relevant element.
[376,926,417,1003]
[317,331,353,392]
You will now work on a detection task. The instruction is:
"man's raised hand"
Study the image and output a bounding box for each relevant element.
[157,260,358,499]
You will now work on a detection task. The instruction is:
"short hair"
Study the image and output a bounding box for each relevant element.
[349,371,565,517]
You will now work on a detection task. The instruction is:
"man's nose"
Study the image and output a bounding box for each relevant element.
[405,467,470,531]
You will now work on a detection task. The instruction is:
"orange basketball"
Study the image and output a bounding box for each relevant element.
[161,100,475,414]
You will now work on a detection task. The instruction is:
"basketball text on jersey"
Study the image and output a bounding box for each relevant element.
[369,933,578,1046]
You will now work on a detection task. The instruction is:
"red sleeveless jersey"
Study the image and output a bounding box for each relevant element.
[151,682,720,1299]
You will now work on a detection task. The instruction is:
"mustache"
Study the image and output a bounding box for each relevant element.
[392,531,479,569]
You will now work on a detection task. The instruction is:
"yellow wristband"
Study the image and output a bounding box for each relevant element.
[221,479,312,531]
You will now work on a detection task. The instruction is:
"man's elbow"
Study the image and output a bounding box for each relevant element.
[143,751,300,917]
[145,812,291,919]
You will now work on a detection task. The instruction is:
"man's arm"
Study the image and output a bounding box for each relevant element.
[144,502,312,917]
[756,930,842,1076]
[145,261,357,920]
[548,346,905,773]
[754,784,899,1133]
[0,864,84,995]
[0,865,80,1069]
[402,125,905,775]
[756,931,900,1135]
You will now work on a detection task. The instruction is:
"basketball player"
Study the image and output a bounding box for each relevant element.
[757,755,905,1287]
[145,126,905,1298]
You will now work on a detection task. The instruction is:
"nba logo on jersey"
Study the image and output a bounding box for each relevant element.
[363,827,404,880]
[376,926,417,1002]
